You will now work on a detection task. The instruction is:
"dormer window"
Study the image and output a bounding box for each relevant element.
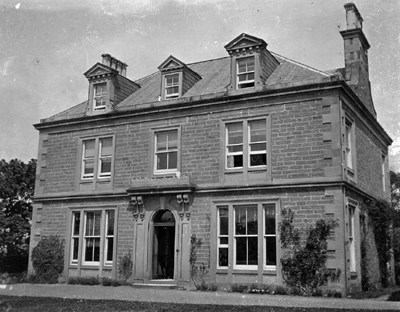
[165,74,180,99]
[237,57,255,89]
[93,82,107,110]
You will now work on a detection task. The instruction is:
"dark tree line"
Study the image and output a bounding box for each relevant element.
[0,158,36,273]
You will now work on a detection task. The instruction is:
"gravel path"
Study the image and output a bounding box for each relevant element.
[0,283,399,311]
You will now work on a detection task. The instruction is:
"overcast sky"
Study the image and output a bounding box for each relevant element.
[1,0,399,170]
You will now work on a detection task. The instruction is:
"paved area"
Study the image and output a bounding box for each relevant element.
[0,283,399,310]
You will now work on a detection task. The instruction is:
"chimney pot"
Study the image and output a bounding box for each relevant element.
[344,2,363,30]
[101,53,128,77]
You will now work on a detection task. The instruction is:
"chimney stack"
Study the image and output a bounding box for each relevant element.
[340,3,375,117]
[101,54,127,77]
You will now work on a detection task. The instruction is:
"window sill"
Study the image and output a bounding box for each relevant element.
[232,269,258,274]
[350,272,358,279]
[248,167,267,172]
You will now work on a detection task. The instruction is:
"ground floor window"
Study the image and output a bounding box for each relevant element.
[348,204,356,273]
[70,209,116,266]
[217,202,277,270]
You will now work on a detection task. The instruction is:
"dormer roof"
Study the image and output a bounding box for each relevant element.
[158,55,186,72]
[83,63,118,80]
[224,33,267,53]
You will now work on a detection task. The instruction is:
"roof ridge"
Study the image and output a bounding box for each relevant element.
[187,55,230,66]
[271,51,332,77]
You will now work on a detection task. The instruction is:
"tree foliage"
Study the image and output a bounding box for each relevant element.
[279,208,338,294]
[0,158,36,273]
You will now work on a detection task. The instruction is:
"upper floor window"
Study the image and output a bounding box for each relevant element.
[93,82,107,110]
[154,129,178,174]
[165,74,180,99]
[344,120,353,169]
[237,57,255,89]
[226,119,267,170]
[81,136,114,180]
[382,154,386,192]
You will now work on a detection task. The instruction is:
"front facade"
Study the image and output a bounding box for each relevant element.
[29,4,392,293]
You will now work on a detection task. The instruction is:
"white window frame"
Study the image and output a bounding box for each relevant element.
[348,204,356,273]
[164,73,180,99]
[83,211,102,266]
[82,139,96,179]
[344,119,353,170]
[248,119,267,168]
[225,119,268,170]
[104,210,115,266]
[154,129,179,175]
[98,137,113,179]
[233,204,258,270]
[226,122,244,169]
[263,203,277,270]
[81,136,114,180]
[70,212,81,265]
[93,82,107,110]
[70,208,116,267]
[217,206,229,269]
[236,57,255,89]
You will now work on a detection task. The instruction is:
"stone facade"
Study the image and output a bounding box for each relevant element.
[29,4,392,294]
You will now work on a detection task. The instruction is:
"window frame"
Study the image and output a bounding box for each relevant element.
[151,126,181,177]
[348,204,356,273]
[80,135,115,182]
[164,73,180,99]
[93,82,107,111]
[69,207,117,268]
[215,201,278,272]
[236,56,255,89]
[224,117,269,171]
[343,115,356,179]
[217,206,229,269]
[83,211,102,266]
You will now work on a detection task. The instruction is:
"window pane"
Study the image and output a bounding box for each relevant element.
[250,143,266,152]
[227,123,243,145]
[236,237,247,265]
[72,238,79,261]
[227,155,243,168]
[157,153,168,170]
[219,207,228,235]
[168,151,178,169]
[95,83,106,95]
[247,207,258,235]
[264,204,276,234]
[106,238,114,262]
[73,213,80,236]
[250,154,267,167]
[107,211,114,236]
[228,145,243,153]
[84,140,95,158]
[265,237,276,265]
[219,248,228,267]
[248,237,258,265]
[167,131,178,149]
[235,206,247,235]
[220,237,228,244]
[85,239,94,261]
[85,212,101,236]
[94,212,101,236]
[84,159,94,176]
[100,158,111,174]
[100,137,113,156]
[156,133,168,151]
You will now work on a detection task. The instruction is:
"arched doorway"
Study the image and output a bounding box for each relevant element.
[152,210,175,279]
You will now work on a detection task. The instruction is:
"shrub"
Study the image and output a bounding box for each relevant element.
[230,283,248,293]
[31,235,64,283]
[388,290,400,301]
[76,276,100,285]
[195,281,217,291]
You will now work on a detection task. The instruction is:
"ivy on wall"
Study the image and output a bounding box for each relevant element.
[279,208,338,295]
[361,199,393,288]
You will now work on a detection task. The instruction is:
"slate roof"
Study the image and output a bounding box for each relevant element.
[43,52,339,123]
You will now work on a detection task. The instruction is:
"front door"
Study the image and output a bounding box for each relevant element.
[152,210,175,279]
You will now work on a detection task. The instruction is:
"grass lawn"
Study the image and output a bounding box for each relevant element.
[0,295,397,312]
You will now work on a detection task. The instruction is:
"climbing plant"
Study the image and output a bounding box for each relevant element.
[362,199,393,287]
[279,208,338,295]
